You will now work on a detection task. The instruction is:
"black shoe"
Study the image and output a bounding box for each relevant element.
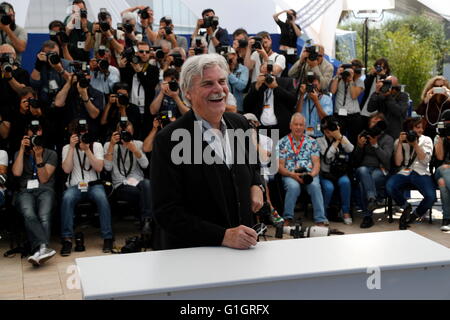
[360,216,374,229]
[399,203,412,230]
[141,217,152,236]
[60,240,72,257]
[74,232,86,252]
[406,212,420,225]
[367,198,377,213]
[103,239,113,253]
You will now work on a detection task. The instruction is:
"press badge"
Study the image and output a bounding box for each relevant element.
[49,80,59,90]
[27,180,39,190]
[399,168,412,176]
[338,109,348,116]
[306,127,315,136]
[287,48,295,55]
[263,105,271,109]
[123,177,139,187]
[77,41,85,49]
[78,182,89,192]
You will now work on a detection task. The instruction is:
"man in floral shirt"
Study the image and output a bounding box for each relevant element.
[277,113,328,226]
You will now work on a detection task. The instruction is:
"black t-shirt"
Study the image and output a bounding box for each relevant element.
[276,20,301,48]
[0,104,12,151]
[102,103,142,142]
[0,67,30,108]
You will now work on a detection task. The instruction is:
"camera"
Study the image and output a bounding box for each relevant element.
[265,74,274,85]
[252,37,263,50]
[46,52,61,65]
[164,26,172,36]
[98,59,109,71]
[267,60,274,74]
[99,21,110,32]
[121,46,137,63]
[117,93,129,106]
[29,120,41,135]
[294,167,313,185]
[437,122,450,137]
[305,46,320,61]
[195,36,203,48]
[194,47,203,55]
[169,80,179,92]
[80,9,88,19]
[406,130,418,143]
[275,223,335,239]
[375,65,383,73]
[156,110,173,127]
[0,53,13,73]
[152,47,165,60]
[138,7,150,20]
[216,46,230,57]
[201,16,219,29]
[49,29,69,44]
[119,117,132,143]
[169,53,184,68]
[77,119,94,145]
[306,83,317,93]
[30,135,45,148]
[27,98,40,109]
[238,39,248,48]
[361,120,387,139]
[322,117,339,132]
[74,70,90,89]
[0,5,12,25]
[118,22,134,34]
[287,14,294,21]
[380,79,392,94]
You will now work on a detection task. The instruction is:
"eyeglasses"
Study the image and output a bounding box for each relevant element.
[139,50,150,54]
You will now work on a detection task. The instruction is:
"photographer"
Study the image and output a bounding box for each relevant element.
[60,119,113,256]
[119,41,160,137]
[150,69,188,120]
[48,20,73,61]
[317,116,354,225]
[360,58,391,120]
[89,49,121,99]
[243,62,297,138]
[100,82,141,141]
[104,120,152,234]
[353,113,394,228]
[120,6,157,46]
[153,16,187,52]
[12,122,57,266]
[232,28,249,64]
[277,113,328,226]
[330,59,365,145]
[0,149,6,208]
[142,116,176,154]
[0,2,27,63]
[245,31,285,83]
[226,47,249,113]
[9,88,50,155]
[63,0,93,62]
[0,44,29,108]
[386,117,435,230]
[434,110,450,231]
[416,76,450,140]
[367,75,409,140]
[296,73,333,138]
[288,44,333,91]
[85,9,125,68]
[54,67,104,141]
[30,40,72,106]
[191,8,229,54]
[273,9,301,68]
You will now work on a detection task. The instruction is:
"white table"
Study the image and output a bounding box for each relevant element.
[76,231,450,300]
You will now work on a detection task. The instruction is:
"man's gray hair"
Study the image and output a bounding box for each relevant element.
[180,54,230,104]
[291,113,305,124]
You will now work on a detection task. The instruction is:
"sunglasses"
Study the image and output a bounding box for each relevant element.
[139,50,150,54]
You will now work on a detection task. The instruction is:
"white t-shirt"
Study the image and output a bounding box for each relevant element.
[0,150,8,166]
[259,134,274,179]
[250,51,286,83]
[62,143,104,187]
[260,88,277,126]
[394,135,433,176]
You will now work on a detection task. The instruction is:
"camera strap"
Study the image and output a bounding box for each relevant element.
[403,145,417,169]
[263,89,273,106]
[75,148,92,181]
[117,145,133,178]
[0,31,5,45]
[307,99,316,127]
[342,82,349,107]
[30,155,38,180]
[323,138,337,165]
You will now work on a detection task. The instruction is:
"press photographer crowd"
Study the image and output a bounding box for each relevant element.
[0,1,449,267]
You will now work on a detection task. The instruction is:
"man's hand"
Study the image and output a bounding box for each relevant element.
[290,172,303,184]
[399,132,407,143]
[69,134,79,149]
[20,136,30,151]
[109,94,118,105]
[77,83,89,101]
[0,22,9,32]
[196,19,204,29]
[250,185,264,213]
[123,140,137,153]
[308,89,319,103]
[79,141,90,152]
[256,48,268,61]
[37,52,47,63]
[266,77,278,89]
[330,129,343,141]
[153,118,161,129]
[110,132,120,146]
[357,135,367,148]
[368,135,379,146]
[255,74,266,91]
[299,84,306,95]
[222,226,258,250]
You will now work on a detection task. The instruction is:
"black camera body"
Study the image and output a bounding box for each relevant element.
[117,93,129,106]
[157,110,173,127]
[77,120,93,146]
[406,130,418,143]
[75,71,90,89]
[202,16,219,29]
[99,21,110,32]
[80,9,88,19]
[306,83,317,93]
[138,7,150,20]
[46,52,61,65]
[294,167,313,185]
[252,37,263,50]
[194,47,203,56]
[121,47,137,63]
[164,26,172,35]
[169,53,184,68]
[380,79,392,94]
[29,135,45,148]
[119,118,132,143]
[0,5,12,25]
[118,22,134,34]
[152,47,165,60]
[306,46,320,61]
[27,98,40,109]
[0,53,13,73]
[340,64,353,81]
[169,80,179,92]
[361,121,387,140]
[375,65,383,73]
[238,39,248,48]
[265,74,274,85]
[437,122,450,138]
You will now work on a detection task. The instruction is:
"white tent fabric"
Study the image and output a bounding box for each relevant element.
[418,0,450,21]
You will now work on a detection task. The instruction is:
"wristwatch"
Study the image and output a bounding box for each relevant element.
[37,163,45,168]
[82,97,90,103]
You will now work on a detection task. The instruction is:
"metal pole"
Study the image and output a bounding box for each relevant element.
[364,18,369,74]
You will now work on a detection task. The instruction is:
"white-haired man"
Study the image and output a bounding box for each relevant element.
[277,113,328,226]
[150,53,265,250]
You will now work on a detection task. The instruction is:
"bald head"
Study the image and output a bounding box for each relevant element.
[387,76,399,87]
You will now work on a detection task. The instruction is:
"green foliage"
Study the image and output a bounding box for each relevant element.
[338,15,450,104]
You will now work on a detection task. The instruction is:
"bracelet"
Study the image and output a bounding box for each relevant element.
[82,98,90,103]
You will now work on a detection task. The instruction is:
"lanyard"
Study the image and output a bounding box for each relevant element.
[117,146,134,178]
[404,145,417,169]
[264,89,273,106]
[307,99,316,127]
[30,155,38,179]
[75,148,92,181]
[288,134,305,156]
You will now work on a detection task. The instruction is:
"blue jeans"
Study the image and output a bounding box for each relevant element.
[355,166,387,217]
[436,166,450,220]
[282,176,327,223]
[386,172,436,217]
[61,185,113,239]
[15,188,55,252]
[320,175,351,214]
[115,179,153,219]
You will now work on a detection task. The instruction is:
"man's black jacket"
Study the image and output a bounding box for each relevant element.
[243,77,297,138]
[150,110,263,250]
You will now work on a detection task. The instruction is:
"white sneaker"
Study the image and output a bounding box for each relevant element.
[343,217,353,225]
[38,245,56,265]
[27,251,40,266]
[441,225,450,232]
